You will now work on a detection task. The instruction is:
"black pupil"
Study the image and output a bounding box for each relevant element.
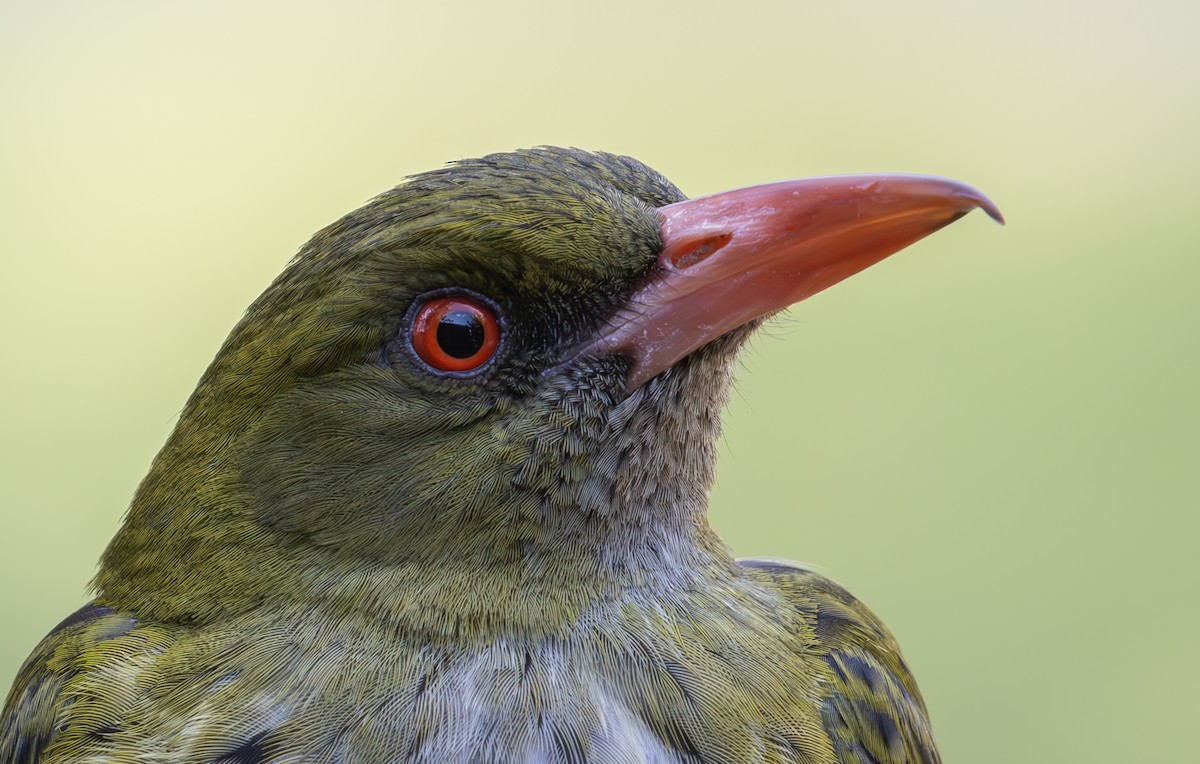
[436,310,485,358]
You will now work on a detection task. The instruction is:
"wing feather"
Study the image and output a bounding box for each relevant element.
[1,603,135,764]
[741,559,940,764]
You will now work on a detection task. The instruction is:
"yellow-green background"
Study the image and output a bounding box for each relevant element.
[2,1,1195,761]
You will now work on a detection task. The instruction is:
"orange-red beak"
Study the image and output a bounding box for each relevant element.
[593,174,1003,389]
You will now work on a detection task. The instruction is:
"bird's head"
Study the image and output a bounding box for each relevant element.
[98,147,999,633]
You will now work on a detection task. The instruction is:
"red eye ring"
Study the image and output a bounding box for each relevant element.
[410,295,501,373]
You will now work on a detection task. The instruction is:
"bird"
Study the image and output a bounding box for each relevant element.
[1,147,1001,763]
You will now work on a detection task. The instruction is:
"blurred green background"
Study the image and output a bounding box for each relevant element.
[1,0,1196,761]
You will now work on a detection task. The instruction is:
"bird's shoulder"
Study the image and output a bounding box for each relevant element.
[739,558,941,764]
[1,601,172,764]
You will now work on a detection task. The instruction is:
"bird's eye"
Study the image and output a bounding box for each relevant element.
[409,294,501,373]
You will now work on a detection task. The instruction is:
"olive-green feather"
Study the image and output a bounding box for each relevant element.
[4,567,934,764]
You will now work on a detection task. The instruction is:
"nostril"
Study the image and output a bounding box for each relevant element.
[666,232,733,270]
